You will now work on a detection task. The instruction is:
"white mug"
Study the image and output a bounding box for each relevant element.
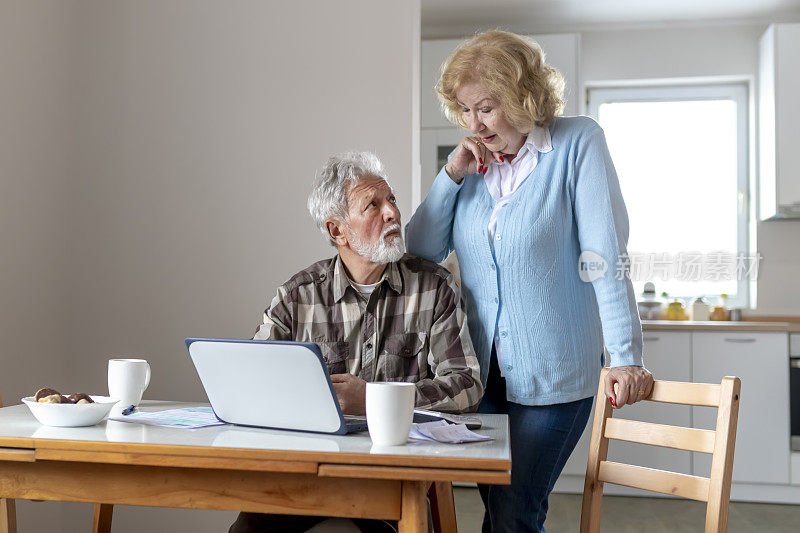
[365,382,415,446]
[108,359,151,407]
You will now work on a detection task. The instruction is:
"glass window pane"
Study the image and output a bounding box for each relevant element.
[598,99,739,300]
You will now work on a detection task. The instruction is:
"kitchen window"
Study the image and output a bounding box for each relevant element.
[587,83,752,308]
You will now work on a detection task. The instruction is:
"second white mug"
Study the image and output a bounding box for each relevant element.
[108,358,151,407]
[365,382,415,446]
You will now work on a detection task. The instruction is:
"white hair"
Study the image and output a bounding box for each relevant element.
[307,151,389,246]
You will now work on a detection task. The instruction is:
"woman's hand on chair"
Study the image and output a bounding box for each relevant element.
[604,366,654,408]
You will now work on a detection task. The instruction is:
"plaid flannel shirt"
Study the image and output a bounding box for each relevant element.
[253,254,483,413]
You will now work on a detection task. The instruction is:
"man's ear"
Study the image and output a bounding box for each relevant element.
[325,218,349,247]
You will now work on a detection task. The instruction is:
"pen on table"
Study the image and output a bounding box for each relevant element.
[121,405,136,416]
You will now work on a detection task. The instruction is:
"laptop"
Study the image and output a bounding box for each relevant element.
[186,338,368,435]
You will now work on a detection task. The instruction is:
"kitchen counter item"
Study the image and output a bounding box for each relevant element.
[637,281,663,320]
[665,300,688,320]
[691,298,710,321]
[637,300,663,320]
[710,306,729,321]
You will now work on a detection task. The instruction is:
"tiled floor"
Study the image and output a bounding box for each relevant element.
[453,487,800,532]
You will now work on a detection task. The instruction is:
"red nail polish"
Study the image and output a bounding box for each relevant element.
[479,158,484,165]
[610,397,616,407]
[500,155,504,162]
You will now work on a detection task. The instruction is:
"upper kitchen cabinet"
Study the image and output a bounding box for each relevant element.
[758,23,800,220]
[421,33,580,129]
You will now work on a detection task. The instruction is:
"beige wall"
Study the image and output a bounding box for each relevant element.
[582,24,800,314]
[1,1,420,531]
[0,2,92,529]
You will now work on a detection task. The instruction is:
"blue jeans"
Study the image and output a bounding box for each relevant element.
[477,349,594,533]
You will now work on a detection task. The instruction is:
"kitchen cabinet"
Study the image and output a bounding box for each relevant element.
[758,23,800,219]
[560,332,692,480]
[691,331,790,484]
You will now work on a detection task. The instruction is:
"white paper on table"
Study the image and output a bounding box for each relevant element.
[408,420,493,444]
[109,406,227,429]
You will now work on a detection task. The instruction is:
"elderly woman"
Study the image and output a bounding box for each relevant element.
[405,30,654,532]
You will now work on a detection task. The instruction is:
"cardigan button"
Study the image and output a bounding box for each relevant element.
[496,234,502,241]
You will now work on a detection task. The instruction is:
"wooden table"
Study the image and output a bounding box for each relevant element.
[0,401,510,532]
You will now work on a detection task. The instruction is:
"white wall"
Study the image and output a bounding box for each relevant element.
[582,24,800,314]
[1,1,421,531]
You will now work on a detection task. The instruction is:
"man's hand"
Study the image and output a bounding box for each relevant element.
[604,365,654,408]
[330,373,367,415]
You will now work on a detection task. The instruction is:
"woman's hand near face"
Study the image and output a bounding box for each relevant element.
[445,137,505,184]
[604,365,654,408]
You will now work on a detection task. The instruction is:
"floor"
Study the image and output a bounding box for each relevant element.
[453,487,800,532]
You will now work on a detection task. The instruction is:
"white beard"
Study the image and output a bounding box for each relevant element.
[349,224,405,264]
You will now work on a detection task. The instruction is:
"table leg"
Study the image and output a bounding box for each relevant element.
[0,498,16,533]
[428,482,457,533]
[92,503,113,533]
[398,481,427,533]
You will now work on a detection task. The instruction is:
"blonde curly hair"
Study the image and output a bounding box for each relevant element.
[436,30,565,132]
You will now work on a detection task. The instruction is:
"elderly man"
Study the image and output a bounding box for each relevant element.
[229,152,482,533]
[254,151,482,415]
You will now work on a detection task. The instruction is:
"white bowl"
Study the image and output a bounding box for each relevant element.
[22,396,119,427]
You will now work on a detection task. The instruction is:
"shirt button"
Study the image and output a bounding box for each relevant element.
[496,234,502,241]
[365,342,372,350]
[494,297,499,303]
[505,365,513,372]
[500,331,508,338]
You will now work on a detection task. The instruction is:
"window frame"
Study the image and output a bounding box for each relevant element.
[587,82,751,308]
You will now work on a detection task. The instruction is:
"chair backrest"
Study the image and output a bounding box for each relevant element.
[580,368,741,533]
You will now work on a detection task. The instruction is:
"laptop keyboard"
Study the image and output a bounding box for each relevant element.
[342,414,368,432]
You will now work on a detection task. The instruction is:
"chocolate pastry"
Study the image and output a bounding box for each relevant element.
[34,388,61,402]
[67,393,94,404]
[39,394,65,404]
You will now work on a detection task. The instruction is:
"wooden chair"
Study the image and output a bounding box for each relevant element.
[428,481,457,533]
[581,368,741,533]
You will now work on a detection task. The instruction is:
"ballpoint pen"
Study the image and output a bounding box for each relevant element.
[121,404,136,416]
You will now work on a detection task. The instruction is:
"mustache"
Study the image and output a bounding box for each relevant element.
[382,224,402,238]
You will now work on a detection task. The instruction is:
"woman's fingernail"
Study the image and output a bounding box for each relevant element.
[479,158,484,165]
[610,397,615,406]
[500,156,504,162]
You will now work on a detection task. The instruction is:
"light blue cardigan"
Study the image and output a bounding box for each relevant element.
[406,116,643,406]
